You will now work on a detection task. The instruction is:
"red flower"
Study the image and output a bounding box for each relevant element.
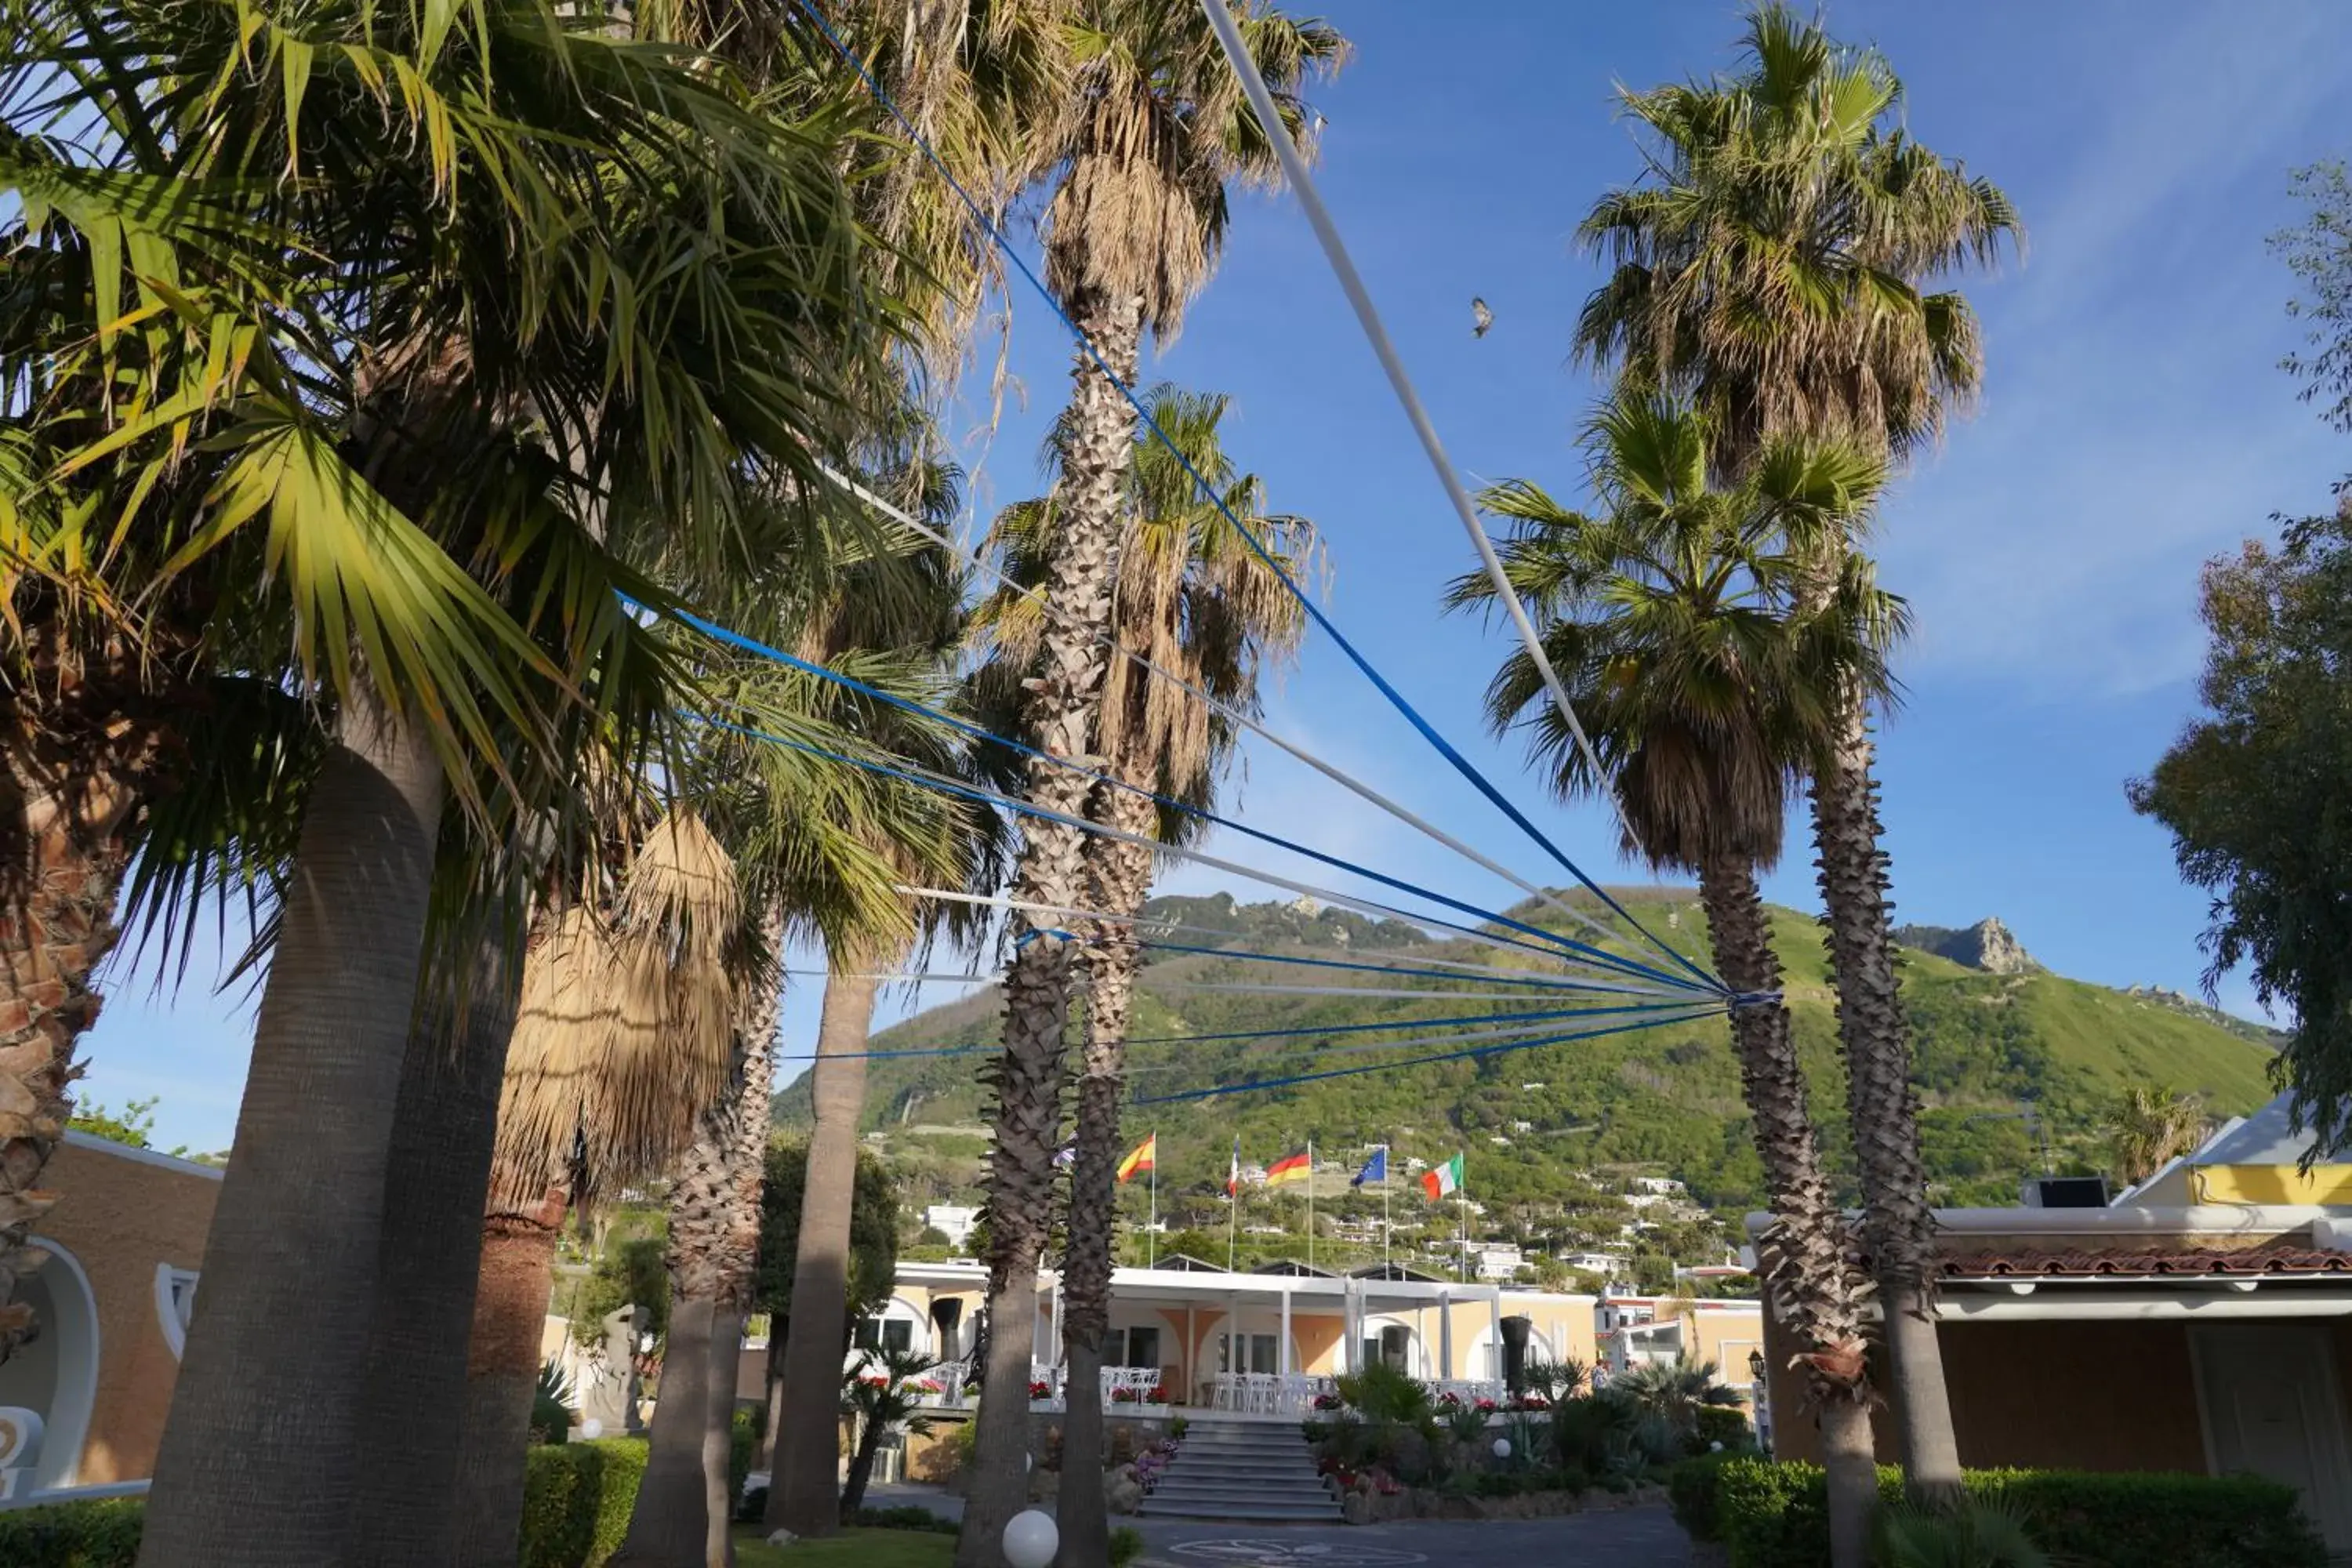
[1029,1381,1053,1399]
[1146,1385,1170,1403]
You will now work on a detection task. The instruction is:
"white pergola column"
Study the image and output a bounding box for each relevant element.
[1490,1285,1504,1384]
[1438,1289,1454,1381]
[1279,1287,1293,1377]
[1186,1304,1197,1404]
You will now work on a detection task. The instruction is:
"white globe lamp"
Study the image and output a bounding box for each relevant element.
[1003,1509,1059,1568]
[1491,1436,1512,1460]
[579,1418,604,1441]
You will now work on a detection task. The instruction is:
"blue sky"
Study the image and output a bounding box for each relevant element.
[82,2,2352,1155]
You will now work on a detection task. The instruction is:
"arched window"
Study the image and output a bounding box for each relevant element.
[0,1239,100,1490]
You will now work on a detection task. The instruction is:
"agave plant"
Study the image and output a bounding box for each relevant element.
[1875,1499,2053,1568]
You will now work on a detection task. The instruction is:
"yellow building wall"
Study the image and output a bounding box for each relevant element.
[2189,1163,2352,1205]
[34,1140,219,1485]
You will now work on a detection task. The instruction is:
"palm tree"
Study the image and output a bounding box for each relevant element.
[976,385,1314,1564]
[2,16,895,1567]
[841,1347,946,1515]
[2109,1085,2209,1188]
[659,483,1006,1552]
[1572,3,2020,1495]
[960,11,1343,1563]
[1448,394,1903,1568]
[1613,1356,1746,1441]
[446,810,750,1568]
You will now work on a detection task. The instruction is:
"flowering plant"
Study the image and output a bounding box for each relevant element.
[1029,1380,1053,1399]
[1111,1387,1142,1403]
[1506,1394,1550,1412]
[1436,1391,1462,1409]
[1311,1392,1344,1411]
[1474,1398,1498,1414]
[1147,1384,1171,1404]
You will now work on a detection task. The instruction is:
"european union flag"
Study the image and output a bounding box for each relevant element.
[1352,1148,1388,1188]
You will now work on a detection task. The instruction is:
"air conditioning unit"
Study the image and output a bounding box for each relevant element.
[2021,1176,2110,1209]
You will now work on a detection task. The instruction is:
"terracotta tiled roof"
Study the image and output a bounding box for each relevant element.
[1937,1242,2352,1280]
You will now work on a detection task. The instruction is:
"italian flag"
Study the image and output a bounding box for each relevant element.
[1422,1152,1463,1202]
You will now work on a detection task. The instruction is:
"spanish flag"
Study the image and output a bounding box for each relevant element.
[1265,1148,1312,1189]
[1116,1133,1157,1184]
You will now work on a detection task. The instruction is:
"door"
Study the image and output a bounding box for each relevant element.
[2193,1325,2352,1552]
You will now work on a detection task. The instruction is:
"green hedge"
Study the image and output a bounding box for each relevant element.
[1668,1451,1733,1542]
[1695,1458,2328,1568]
[519,1438,651,1568]
[0,1438,660,1568]
[0,1495,143,1567]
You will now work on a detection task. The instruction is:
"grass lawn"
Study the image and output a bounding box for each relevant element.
[733,1526,956,1568]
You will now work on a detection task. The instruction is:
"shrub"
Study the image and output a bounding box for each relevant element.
[534,1359,579,1445]
[1335,1361,1433,1426]
[848,1505,960,1536]
[0,1442,660,1568]
[1669,1452,1735,1542]
[1711,1460,2328,1568]
[519,1436,651,1568]
[1109,1524,1148,1566]
[1692,1403,1754,1454]
[729,1406,759,1513]
[0,1495,143,1566]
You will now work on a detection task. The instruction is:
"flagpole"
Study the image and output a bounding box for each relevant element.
[1307,1138,1316,1272]
[1457,1150,1468,1284]
[1381,1145,1392,1275]
[1229,1140,1239,1272]
[1148,1131,1158,1269]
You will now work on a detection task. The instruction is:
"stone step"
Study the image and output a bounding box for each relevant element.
[1139,1496,1344,1522]
[1163,1465,1323,1487]
[1166,1456,1319,1475]
[1152,1473,1331,1497]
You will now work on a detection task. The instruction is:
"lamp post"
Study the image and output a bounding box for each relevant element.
[1747,1348,1771,1458]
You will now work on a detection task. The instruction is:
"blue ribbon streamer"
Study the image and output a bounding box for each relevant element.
[1130,1006,1733,1105]
[690,709,1716,992]
[789,0,1723,996]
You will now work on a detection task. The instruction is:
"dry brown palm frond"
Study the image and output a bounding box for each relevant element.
[489,811,743,1210]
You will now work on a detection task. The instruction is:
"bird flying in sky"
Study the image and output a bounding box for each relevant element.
[1472,297,1494,338]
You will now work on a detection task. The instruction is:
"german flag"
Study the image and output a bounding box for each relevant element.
[1116,1133,1156,1184]
[1265,1148,1312,1189]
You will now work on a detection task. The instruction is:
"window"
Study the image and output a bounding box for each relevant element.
[1217,1333,1278,1375]
[854,1316,913,1354]
[1360,1324,1410,1374]
[1106,1325,1161,1370]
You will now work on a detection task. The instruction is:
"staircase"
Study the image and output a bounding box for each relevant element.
[1138,1416,1342,1523]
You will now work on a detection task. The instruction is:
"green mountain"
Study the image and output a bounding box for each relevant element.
[774,890,2277,1229]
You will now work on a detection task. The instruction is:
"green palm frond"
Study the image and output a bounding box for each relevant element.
[1449,394,1900,872]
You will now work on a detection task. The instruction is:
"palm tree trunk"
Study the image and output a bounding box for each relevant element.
[1694,854,1875,1568]
[620,914,782,1566]
[960,290,1143,1568]
[139,681,445,1568]
[771,962,884,1539]
[1054,788,1156,1568]
[840,1410,887,1515]
[0,695,140,1367]
[618,1294,724,1568]
[1810,698,1961,1501]
[452,1186,568,1568]
[348,926,522,1566]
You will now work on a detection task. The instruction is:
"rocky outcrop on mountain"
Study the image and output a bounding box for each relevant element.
[1893,916,2041,975]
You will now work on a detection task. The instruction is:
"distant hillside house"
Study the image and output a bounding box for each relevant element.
[923,1204,979,1247]
[0,1132,218,1501]
[1754,1089,2352,1555]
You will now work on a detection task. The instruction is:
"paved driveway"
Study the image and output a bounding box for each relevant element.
[858,1487,1693,1568]
[866,1486,1693,1568]
[1133,1509,1692,1568]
